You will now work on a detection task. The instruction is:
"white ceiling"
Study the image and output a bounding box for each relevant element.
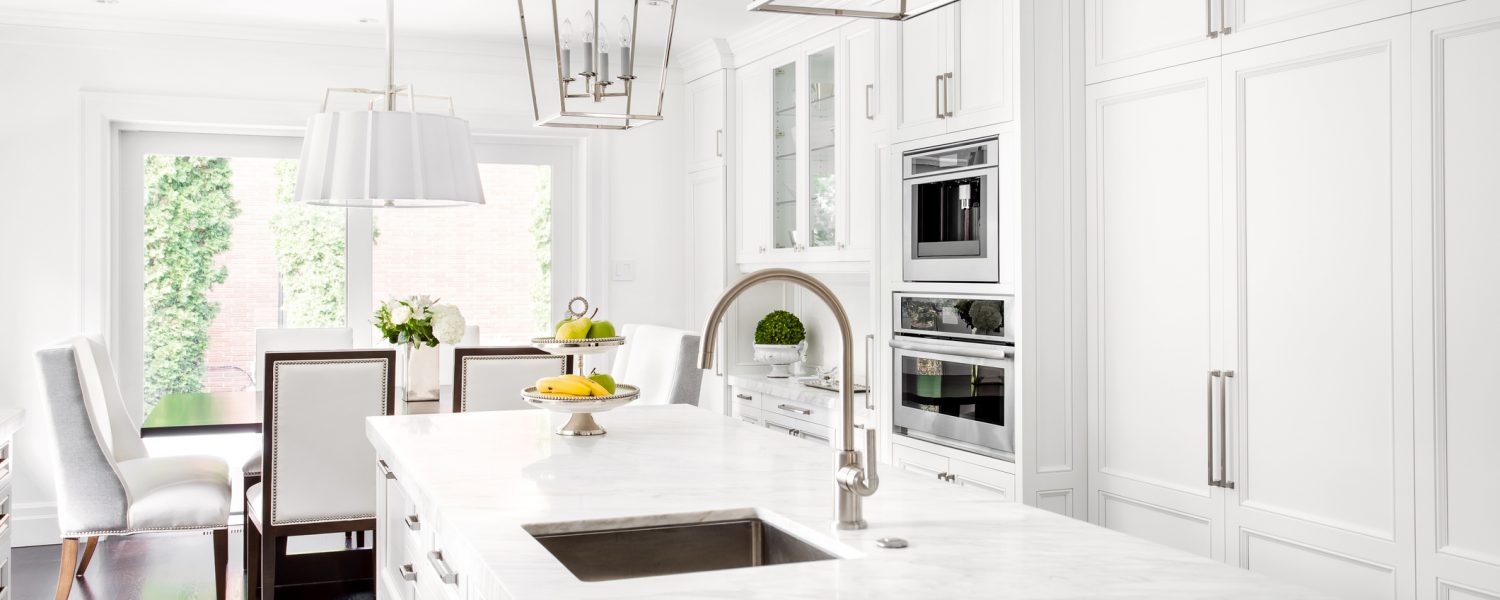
[0,0,771,51]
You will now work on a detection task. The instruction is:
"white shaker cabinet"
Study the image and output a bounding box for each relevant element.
[1084,0,1221,84]
[685,70,727,173]
[1413,2,1500,598]
[1085,57,1227,561]
[895,0,1013,142]
[686,167,728,413]
[1219,0,1410,54]
[1218,18,1414,600]
[1086,0,1409,84]
[1087,16,1419,600]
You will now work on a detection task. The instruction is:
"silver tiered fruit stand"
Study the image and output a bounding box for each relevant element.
[524,335,638,436]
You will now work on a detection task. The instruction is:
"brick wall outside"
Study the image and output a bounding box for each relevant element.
[194,158,549,394]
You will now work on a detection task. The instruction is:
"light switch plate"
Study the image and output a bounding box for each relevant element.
[612,260,637,281]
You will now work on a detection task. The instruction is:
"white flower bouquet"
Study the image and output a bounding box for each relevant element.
[373,295,467,347]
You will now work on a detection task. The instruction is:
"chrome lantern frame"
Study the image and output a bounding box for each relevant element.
[746,0,956,21]
[516,0,680,130]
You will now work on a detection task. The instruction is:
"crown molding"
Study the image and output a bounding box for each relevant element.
[0,7,525,59]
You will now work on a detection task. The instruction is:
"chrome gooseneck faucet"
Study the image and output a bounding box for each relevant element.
[699,268,880,530]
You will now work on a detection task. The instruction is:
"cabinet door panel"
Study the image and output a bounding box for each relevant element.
[896,4,952,139]
[1085,0,1220,84]
[1086,58,1225,560]
[1414,2,1500,598]
[1221,18,1413,599]
[736,60,774,262]
[686,71,726,173]
[950,0,1014,127]
[843,21,880,259]
[686,168,727,413]
[1222,0,1410,54]
[892,442,948,478]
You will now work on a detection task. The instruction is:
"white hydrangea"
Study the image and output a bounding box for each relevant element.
[430,304,467,345]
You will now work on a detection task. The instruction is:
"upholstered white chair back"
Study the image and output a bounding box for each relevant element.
[611,324,703,406]
[71,335,148,463]
[438,325,483,386]
[454,347,566,412]
[35,345,131,535]
[265,350,393,525]
[253,327,354,390]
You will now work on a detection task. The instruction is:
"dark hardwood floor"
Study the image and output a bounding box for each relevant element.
[14,528,374,600]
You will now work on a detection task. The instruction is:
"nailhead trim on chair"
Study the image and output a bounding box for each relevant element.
[64,524,230,537]
[269,357,389,526]
[460,354,567,412]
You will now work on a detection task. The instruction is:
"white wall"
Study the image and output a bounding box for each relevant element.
[0,21,684,546]
[727,276,875,382]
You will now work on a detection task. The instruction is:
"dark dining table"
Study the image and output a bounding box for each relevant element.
[141,387,453,437]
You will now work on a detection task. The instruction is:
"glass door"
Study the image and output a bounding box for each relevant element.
[807,47,837,249]
[771,60,798,250]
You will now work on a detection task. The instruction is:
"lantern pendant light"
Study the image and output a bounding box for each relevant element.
[517,0,679,130]
[295,0,484,208]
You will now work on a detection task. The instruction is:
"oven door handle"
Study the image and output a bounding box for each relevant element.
[888,337,1012,362]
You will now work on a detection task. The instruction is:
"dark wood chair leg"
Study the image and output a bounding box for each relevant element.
[213,529,229,600]
[356,530,366,548]
[74,536,99,577]
[55,538,79,600]
[344,531,353,548]
[247,521,261,600]
[261,532,278,600]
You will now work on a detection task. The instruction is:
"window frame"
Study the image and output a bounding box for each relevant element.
[114,129,578,416]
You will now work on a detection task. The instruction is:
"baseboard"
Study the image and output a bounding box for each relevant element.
[14,501,60,547]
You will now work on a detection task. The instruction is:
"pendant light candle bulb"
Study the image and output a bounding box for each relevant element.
[582,11,595,75]
[619,16,632,77]
[561,19,574,76]
[599,23,611,83]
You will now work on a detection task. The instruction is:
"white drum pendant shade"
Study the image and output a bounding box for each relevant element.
[296,110,484,208]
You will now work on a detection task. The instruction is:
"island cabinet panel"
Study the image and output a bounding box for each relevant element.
[1413,2,1500,598]
[378,455,481,600]
[0,435,13,595]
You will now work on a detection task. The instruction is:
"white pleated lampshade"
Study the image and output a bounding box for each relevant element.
[295,110,484,208]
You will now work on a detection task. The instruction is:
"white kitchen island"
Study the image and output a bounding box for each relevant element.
[366,405,1328,600]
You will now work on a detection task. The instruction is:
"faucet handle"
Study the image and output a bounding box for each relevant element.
[839,427,880,497]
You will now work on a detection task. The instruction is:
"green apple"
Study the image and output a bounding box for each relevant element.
[587,319,617,339]
[587,370,617,395]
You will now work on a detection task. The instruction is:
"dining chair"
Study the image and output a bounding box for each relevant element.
[36,337,231,600]
[611,324,704,406]
[452,346,567,412]
[244,327,355,557]
[246,349,394,600]
[438,325,482,387]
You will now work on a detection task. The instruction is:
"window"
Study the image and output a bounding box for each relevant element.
[117,131,575,416]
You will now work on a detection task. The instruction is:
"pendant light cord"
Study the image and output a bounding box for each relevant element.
[386,0,396,110]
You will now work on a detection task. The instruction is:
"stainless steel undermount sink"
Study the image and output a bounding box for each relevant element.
[526,510,846,582]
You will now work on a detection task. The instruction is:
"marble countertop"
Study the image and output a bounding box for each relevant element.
[366,405,1329,599]
[0,408,23,439]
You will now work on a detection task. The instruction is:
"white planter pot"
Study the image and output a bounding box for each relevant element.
[753,342,806,378]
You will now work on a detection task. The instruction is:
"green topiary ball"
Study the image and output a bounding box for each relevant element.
[755,310,806,346]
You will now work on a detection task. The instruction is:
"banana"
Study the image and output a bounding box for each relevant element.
[562,374,611,397]
[536,376,591,396]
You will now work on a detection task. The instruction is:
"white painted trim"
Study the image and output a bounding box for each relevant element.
[14,501,61,547]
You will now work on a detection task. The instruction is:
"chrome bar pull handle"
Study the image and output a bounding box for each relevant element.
[377,459,396,480]
[399,563,418,582]
[935,75,944,119]
[1207,370,1222,487]
[1206,0,1219,38]
[865,84,875,120]
[715,129,724,157]
[1220,370,1236,489]
[864,334,876,411]
[942,73,954,117]
[427,551,458,585]
[777,403,812,416]
[1219,0,1232,35]
[404,514,421,531]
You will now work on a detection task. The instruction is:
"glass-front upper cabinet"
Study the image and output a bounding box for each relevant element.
[737,27,873,265]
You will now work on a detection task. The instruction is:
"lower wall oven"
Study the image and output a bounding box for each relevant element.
[890,337,1014,461]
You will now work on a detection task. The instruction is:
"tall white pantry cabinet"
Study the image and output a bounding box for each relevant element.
[1083,1,1500,599]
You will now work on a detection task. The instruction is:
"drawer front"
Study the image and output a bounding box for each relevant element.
[761,412,833,446]
[736,406,764,427]
[949,457,1014,500]
[0,440,12,486]
[731,389,759,411]
[892,443,949,478]
[761,395,831,428]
